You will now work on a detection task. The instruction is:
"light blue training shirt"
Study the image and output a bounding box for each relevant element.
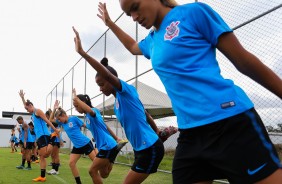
[138,2,253,129]
[85,108,117,151]
[114,80,159,151]
[57,116,90,148]
[31,109,50,139]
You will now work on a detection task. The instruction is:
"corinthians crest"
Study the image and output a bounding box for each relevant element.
[164,21,180,41]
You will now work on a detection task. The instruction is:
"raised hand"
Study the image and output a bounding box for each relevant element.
[53,100,60,110]
[97,2,112,26]
[19,90,25,99]
[72,88,77,99]
[72,26,85,55]
[72,88,79,107]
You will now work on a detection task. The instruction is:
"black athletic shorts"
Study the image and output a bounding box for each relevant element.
[172,108,282,184]
[19,140,23,146]
[131,139,164,174]
[51,142,61,148]
[37,135,50,149]
[23,142,33,150]
[71,140,94,155]
[96,145,119,163]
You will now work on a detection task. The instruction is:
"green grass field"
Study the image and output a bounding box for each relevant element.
[0,147,173,184]
[0,147,231,184]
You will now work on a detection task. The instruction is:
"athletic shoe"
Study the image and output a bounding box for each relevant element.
[24,167,32,170]
[117,139,128,152]
[32,176,46,182]
[47,169,59,175]
[50,132,59,138]
[113,139,128,161]
[47,169,55,174]
[158,126,178,142]
[16,165,24,169]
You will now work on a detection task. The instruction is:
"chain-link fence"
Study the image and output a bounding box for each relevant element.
[46,0,282,179]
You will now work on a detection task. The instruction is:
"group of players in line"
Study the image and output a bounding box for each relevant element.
[8,88,177,183]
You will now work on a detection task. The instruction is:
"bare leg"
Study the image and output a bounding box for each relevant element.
[255,169,282,184]
[38,148,47,169]
[123,169,150,184]
[69,154,81,177]
[89,157,113,184]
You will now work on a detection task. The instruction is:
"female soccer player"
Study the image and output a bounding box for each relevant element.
[50,101,96,184]
[73,27,165,184]
[72,89,128,184]
[19,90,59,182]
[96,1,282,183]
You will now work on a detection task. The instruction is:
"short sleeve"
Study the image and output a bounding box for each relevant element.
[190,3,232,46]
[75,116,84,127]
[138,30,154,59]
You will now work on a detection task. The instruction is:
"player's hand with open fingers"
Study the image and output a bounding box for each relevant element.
[54,100,60,110]
[19,90,25,98]
[72,26,86,55]
[97,2,112,26]
[72,89,80,108]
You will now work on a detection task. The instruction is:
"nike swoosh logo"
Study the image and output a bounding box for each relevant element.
[135,166,144,171]
[247,163,267,175]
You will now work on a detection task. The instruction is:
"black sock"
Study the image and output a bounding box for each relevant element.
[52,163,55,169]
[27,161,31,167]
[55,163,60,171]
[75,176,82,184]
[41,169,46,177]
[22,159,26,166]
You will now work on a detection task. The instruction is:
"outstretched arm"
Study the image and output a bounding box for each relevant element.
[97,2,142,55]
[72,88,95,117]
[72,27,121,90]
[18,90,26,107]
[36,109,59,134]
[49,100,60,123]
[217,32,282,99]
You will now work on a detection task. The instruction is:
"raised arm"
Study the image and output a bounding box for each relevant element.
[36,108,59,134]
[49,100,60,123]
[72,88,96,117]
[18,90,26,107]
[72,27,121,90]
[97,2,142,55]
[217,32,282,99]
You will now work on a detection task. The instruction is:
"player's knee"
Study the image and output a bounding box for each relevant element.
[100,172,109,179]
[88,168,99,177]
[69,161,76,168]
